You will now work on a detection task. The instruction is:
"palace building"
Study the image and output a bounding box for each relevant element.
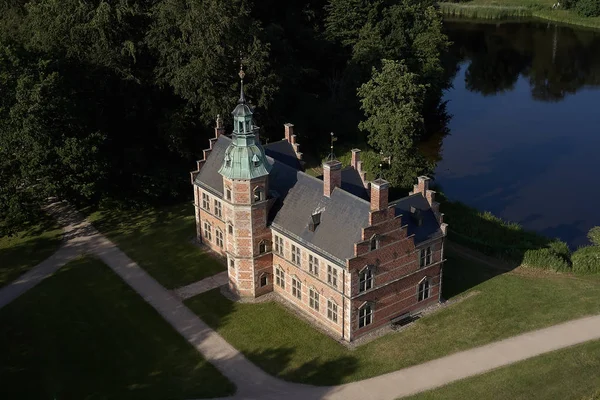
[190,72,448,342]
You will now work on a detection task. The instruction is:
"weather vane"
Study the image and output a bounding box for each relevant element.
[328,132,337,161]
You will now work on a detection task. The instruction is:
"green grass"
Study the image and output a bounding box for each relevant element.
[0,256,234,399]
[186,251,600,385]
[440,1,600,29]
[0,213,62,288]
[87,203,225,289]
[404,339,600,400]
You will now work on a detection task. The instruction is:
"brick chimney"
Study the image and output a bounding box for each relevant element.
[284,123,294,142]
[370,179,389,211]
[351,149,361,170]
[323,160,342,197]
[411,176,430,196]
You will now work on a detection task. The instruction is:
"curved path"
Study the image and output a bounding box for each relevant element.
[2,201,600,400]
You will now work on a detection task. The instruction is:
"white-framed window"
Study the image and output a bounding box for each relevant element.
[309,255,319,276]
[216,229,223,248]
[214,199,222,218]
[253,186,264,203]
[327,299,338,323]
[225,187,232,201]
[358,266,374,292]
[327,265,337,288]
[309,288,319,311]
[369,234,379,251]
[203,222,212,241]
[260,273,268,287]
[358,303,373,328]
[418,278,431,302]
[420,246,433,268]
[274,235,284,255]
[292,277,302,300]
[275,266,285,289]
[228,222,233,235]
[291,244,301,266]
[259,240,270,254]
[202,192,210,210]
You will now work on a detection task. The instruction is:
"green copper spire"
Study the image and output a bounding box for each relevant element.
[218,67,271,180]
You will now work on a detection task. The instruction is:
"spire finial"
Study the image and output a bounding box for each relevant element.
[238,56,246,104]
[327,132,337,161]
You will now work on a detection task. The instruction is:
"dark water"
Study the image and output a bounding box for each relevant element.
[437,20,600,247]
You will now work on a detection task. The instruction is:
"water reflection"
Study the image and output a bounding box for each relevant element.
[437,20,600,247]
[446,20,600,101]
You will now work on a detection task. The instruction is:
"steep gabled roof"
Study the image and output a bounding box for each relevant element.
[272,174,371,264]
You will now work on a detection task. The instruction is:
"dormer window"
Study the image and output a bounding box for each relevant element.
[252,154,260,168]
[224,154,231,167]
[359,265,374,292]
[369,235,379,251]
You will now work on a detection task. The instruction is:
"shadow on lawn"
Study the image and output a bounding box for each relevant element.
[246,347,358,386]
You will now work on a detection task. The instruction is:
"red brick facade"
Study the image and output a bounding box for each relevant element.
[191,124,447,342]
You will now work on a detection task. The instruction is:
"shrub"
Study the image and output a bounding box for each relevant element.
[523,240,572,272]
[576,0,600,17]
[587,226,600,246]
[562,0,579,10]
[572,246,600,274]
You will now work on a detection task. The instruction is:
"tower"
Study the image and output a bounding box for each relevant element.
[218,68,273,298]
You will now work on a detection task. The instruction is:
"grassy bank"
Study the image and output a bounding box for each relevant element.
[87,203,225,289]
[440,1,600,29]
[405,339,600,400]
[186,250,600,385]
[0,213,62,288]
[0,256,234,399]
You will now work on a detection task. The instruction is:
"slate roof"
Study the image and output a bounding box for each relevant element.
[271,174,371,264]
[195,134,443,263]
[264,140,303,170]
[391,194,444,244]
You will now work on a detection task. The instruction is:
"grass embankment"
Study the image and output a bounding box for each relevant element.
[186,250,600,385]
[404,339,600,400]
[0,213,62,288]
[440,0,600,29]
[87,203,225,289]
[0,256,234,399]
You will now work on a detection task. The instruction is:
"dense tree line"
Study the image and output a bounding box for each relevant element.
[0,0,450,235]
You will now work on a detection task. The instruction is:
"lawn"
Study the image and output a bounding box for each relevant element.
[186,251,600,385]
[440,0,600,29]
[87,203,225,289]
[404,340,600,400]
[0,213,62,288]
[0,256,234,399]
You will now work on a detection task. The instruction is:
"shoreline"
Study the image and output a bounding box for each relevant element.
[440,2,600,30]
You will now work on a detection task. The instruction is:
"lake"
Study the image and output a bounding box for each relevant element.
[436,20,600,247]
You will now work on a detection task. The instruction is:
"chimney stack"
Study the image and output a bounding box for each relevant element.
[412,176,430,196]
[370,179,389,211]
[284,123,294,142]
[351,149,361,170]
[323,160,342,197]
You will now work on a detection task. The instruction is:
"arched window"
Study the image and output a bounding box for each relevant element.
[258,240,271,254]
[259,273,269,287]
[253,186,264,202]
[418,277,431,302]
[358,265,374,293]
[369,234,379,251]
[358,302,374,328]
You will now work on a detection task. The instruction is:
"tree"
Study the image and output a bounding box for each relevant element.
[325,0,380,47]
[146,0,278,124]
[358,59,432,187]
